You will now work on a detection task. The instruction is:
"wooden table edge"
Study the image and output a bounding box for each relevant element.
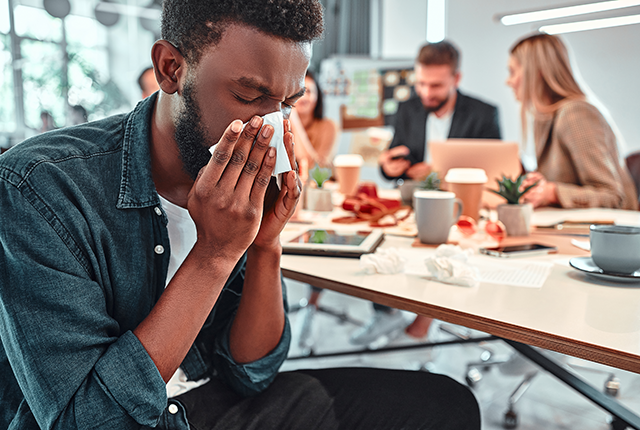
[282,268,640,374]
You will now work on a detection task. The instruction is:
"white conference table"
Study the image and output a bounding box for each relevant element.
[280,202,640,428]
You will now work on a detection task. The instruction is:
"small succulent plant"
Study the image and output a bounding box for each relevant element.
[419,172,441,191]
[310,165,332,188]
[489,174,538,204]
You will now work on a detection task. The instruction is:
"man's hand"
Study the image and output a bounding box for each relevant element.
[253,119,301,251]
[405,162,430,180]
[521,171,558,208]
[380,145,411,177]
[186,116,277,261]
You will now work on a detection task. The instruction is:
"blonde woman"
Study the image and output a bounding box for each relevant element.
[506,33,637,209]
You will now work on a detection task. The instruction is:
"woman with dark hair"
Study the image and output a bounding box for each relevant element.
[290,70,339,171]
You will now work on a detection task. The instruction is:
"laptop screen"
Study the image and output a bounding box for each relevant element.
[429,139,522,208]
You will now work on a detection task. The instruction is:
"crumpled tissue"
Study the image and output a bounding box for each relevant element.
[424,244,480,287]
[360,248,405,274]
[209,111,292,188]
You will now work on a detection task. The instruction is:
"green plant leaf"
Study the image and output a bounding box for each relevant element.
[419,172,441,190]
[491,174,535,204]
[310,165,332,188]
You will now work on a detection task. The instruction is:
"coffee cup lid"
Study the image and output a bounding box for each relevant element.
[444,168,487,184]
[333,154,364,167]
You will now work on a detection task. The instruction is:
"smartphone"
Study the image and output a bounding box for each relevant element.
[479,243,558,258]
[390,154,409,161]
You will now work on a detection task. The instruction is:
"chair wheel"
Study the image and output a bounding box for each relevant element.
[503,409,518,429]
[604,377,620,397]
[609,416,628,430]
[480,350,492,362]
[466,367,482,387]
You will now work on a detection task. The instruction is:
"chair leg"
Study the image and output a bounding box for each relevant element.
[502,371,538,429]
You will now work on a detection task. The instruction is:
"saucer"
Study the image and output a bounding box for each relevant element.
[569,257,640,283]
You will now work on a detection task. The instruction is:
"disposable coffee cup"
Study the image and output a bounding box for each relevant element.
[590,225,640,274]
[414,190,463,244]
[444,168,487,221]
[334,154,364,196]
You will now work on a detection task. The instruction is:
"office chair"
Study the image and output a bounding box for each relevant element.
[463,342,621,429]
[289,284,365,355]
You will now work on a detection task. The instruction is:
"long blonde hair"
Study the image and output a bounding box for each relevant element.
[510,33,585,133]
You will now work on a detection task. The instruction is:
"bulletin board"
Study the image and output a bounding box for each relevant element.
[337,66,416,130]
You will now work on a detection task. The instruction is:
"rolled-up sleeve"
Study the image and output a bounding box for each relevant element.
[0,179,167,429]
[213,315,291,397]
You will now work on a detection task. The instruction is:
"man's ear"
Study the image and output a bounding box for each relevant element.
[453,71,462,88]
[151,40,185,95]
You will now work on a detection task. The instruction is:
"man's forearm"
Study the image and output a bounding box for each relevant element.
[133,242,239,382]
[229,243,285,364]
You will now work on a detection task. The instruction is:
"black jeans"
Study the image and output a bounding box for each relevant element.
[175,367,480,430]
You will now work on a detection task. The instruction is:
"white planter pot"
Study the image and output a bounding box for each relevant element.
[305,187,333,212]
[497,203,533,237]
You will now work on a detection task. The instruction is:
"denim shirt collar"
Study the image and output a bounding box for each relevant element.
[117,93,162,210]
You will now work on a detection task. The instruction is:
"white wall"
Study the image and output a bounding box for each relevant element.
[379,0,428,59]
[445,0,640,156]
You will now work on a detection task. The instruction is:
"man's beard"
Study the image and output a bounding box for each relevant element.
[174,81,215,180]
[423,94,450,114]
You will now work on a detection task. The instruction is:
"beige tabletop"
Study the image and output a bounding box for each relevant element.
[281,203,640,374]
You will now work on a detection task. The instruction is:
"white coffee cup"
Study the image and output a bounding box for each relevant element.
[590,225,640,274]
[414,190,463,244]
[334,154,364,196]
[444,168,487,222]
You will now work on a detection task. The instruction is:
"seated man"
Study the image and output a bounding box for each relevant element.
[353,40,502,346]
[0,1,480,429]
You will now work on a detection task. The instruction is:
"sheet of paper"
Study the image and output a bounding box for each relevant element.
[476,258,553,288]
[209,111,292,188]
[401,249,552,289]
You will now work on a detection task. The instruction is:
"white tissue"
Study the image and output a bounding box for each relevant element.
[209,112,292,188]
[360,248,405,274]
[424,244,480,287]
[261,111,292,188]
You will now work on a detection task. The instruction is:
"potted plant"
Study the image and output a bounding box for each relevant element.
[305,165,334,211]
[489,174,537,236]
[399,172,441,206]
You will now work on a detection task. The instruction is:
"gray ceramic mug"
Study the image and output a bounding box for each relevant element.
[590,224,640,274]
[414,190,463,244]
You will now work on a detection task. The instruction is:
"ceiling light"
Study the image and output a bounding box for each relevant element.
[500,0,640,26]
[539,13,640,34]
[426,0,446,42]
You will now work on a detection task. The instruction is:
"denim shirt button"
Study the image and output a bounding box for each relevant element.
[154,207,162,216]
[168,403,179,415]
[154,245,165,254]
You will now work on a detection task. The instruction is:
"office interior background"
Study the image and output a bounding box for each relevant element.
[2,1,640,429]
[2,0,639,176]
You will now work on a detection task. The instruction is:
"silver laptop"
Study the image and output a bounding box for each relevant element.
[429,139,522,208]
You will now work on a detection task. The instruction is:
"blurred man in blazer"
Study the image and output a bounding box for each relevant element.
[379,40,502,182]
[355,40,503,346]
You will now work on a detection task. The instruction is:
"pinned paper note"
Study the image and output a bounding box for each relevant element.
[209,112,292,188]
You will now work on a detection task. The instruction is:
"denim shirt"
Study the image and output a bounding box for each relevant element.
[0,94,291,430]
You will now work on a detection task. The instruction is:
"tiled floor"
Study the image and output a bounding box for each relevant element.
[281,279,640,430]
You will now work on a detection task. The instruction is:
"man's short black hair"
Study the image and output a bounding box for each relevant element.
[161,0,324,64]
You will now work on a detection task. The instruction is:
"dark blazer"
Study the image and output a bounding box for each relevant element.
[382,90,502,180]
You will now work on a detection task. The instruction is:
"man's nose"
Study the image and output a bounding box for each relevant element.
[255,102,290,119]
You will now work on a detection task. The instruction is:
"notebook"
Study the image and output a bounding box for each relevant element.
[429,139,522,208]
